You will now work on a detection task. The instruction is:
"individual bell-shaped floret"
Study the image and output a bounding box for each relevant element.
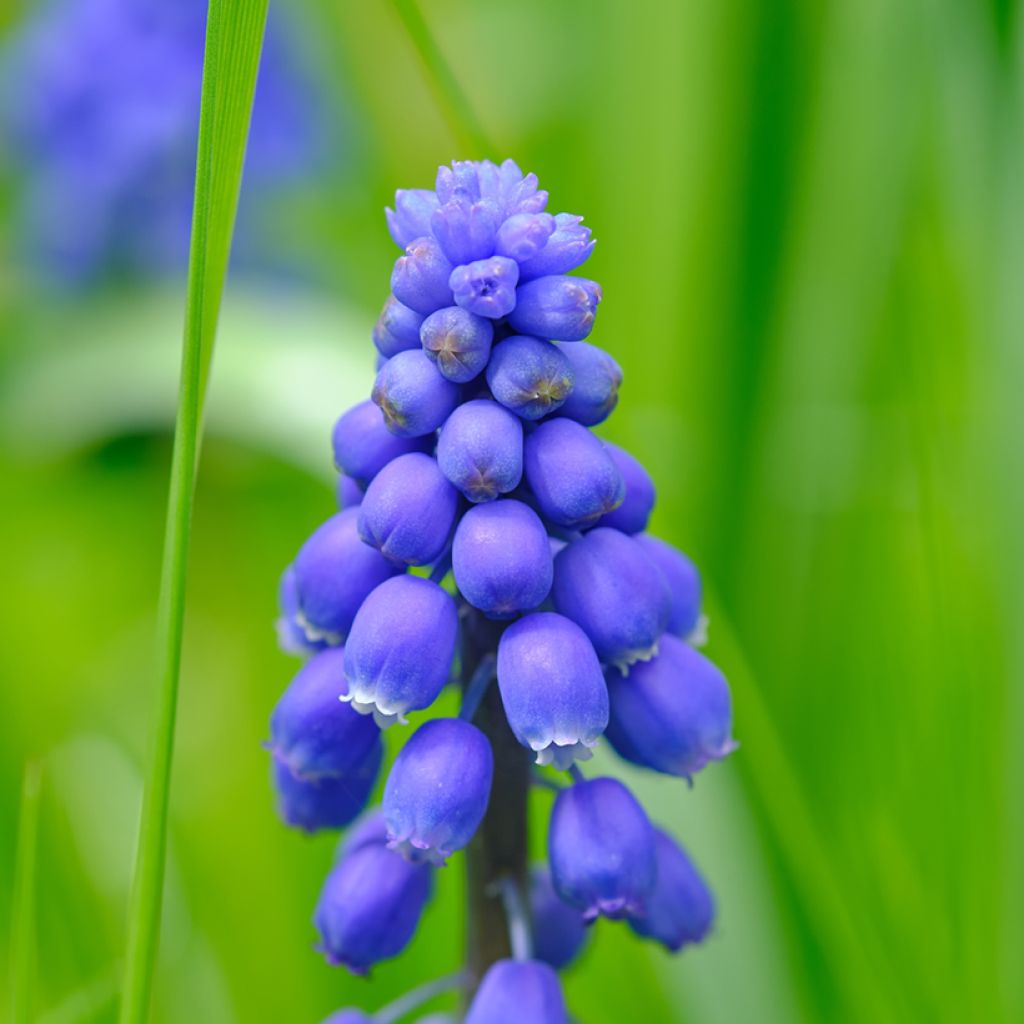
[464,959,568,1024]
[391,236,454,314]
[449,255,519,319]
[386,188,440,249]
[517,213,595,280]
[292,509,402,645]
[436,399,523,502]
[548,776,656,922]
[373,295,424,359]
[556,341,622,427]
[430,196,500,265]
[635,534,703,640]
[420,305,494,383]
[343,576,458,726]
[336,474,363,510]
[552,527,671,669]
[530,866,588,970]
[372,348,460,437]
[337,808,389,859]
[358,452,459,567]
[605,634,736,779]
[507,275,601,341]
[485,335,575,420]
[497,612,607,769]
[523,419,625,528]
[314,839,433,973]
[495,212,556,262]
[383,718,493,864]
[453,501,552,618]
[331,400,431,487]
[272,743,382,833]
[276,565,326,657]
[629,830,715,951]
[598,444,656,534]
[269,647,381,779]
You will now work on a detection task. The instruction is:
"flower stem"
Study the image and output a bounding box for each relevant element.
[499,876,533,962]
[461,611,529,995]
[376,970,468,1024]
[459,653,496,722]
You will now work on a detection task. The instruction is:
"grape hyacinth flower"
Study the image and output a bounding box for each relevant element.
[266,160,737,1019]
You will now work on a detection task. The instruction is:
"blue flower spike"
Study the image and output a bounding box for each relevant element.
[268,159,735,1021]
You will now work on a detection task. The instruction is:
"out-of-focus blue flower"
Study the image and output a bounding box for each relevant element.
[629,830,715,951]
[343,575,458,727]
[523,418,625,528]
[497,613,607,769]
[272,744,381,834]
[635,534,704,639]
[485,336,575,420]
[314,839,433,974]
[276,564,326,658]
[269,646,381,780]
[548,776,656,922]
[464,959,568,1024]
[530,866,588,970]
[290,509,402,646]
[0,0,326,282]
[336,474,364,511]
[383,718,493,865]
[452,501,552,619]
[605,634,737,779]
[358,452,459,567]
[436,400,523,502]
[321,1011,373,1024]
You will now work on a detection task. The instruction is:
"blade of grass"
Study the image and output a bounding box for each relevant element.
[118,2,269,1021]
[391,0,495,156]
[10,760,42,1024]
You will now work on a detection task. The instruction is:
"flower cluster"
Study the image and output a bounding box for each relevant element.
[269,159,736,1022]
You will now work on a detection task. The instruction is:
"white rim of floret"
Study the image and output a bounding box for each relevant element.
[609,639,661,676]
[387,834,450,867]
[294,608,344,647]
[339,691,409,729]
[532,738,598,771]
[686,614,710,648]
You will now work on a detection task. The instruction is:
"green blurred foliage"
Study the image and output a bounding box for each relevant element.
[1,1,1021,1022]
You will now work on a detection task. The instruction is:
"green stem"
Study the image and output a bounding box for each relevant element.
[118,2,268,1019]
[10,760,42,1024]
[391,0,495,156]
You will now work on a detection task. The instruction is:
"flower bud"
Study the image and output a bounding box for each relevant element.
[465,959,568,1024]
[548,776,656,922]
[420,305,494,383]
[343,575,458,726]
[449,255,519,319]
[497,612,607,769]
[391,236,455,315]
[373,294,424,358]
[331,400,430,487]
[269,647,382,779]
[276,564,326,657]
[629,830,714,951]
[292,509,402,644]
[358,452,459,566]
[635,534,702,639]
[273,744,381,833]
[495,212,556,262]
[453,500,552,618]
[372,349,460,437]
[386,188,441,248]
[517,213,595,280]
[523,419,625,528]
[605,634,736,779]
[430,197,500,265]
[314,840,432,973]
[383,718,493,864]
[598,444,655,534]
[557,341,622,427]
[485,335,575,420]
[507,275,601,341]
[436,399,523,502]
[336,474,363,510]
[553,527,670,669]
[530,866,588,970]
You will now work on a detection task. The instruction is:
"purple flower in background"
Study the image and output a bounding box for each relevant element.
[0,0,329,282]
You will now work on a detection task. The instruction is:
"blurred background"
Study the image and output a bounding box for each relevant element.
[0,0,1021,1021]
